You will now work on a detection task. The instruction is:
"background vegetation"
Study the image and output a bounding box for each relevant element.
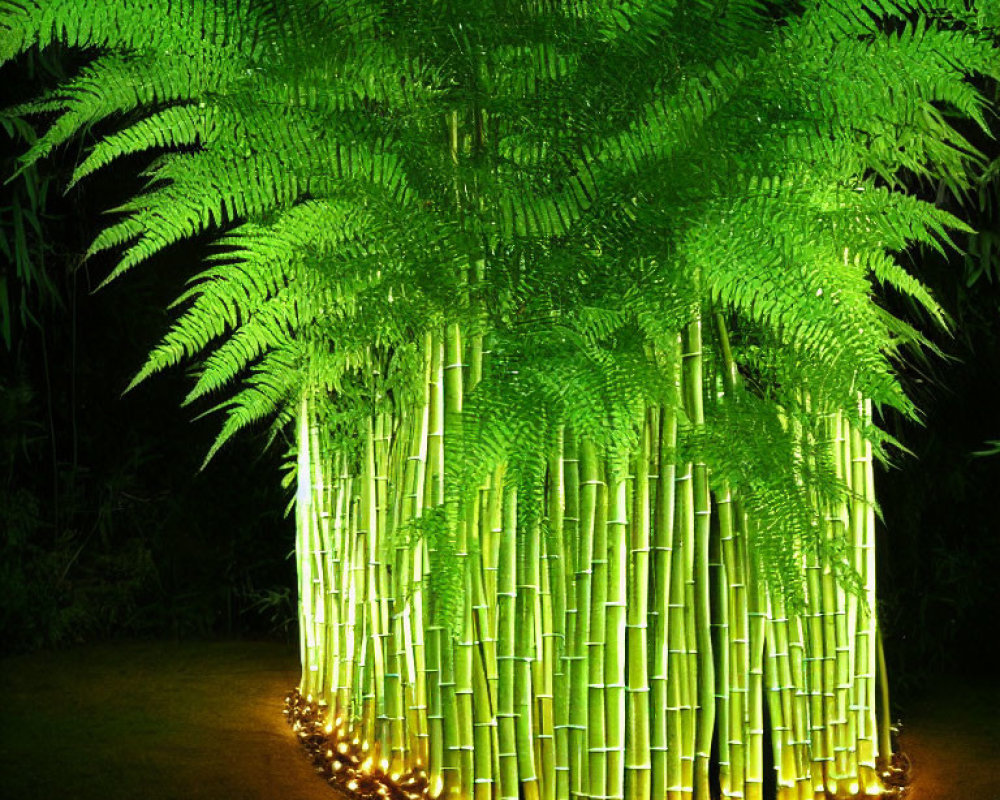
[0,63,295,651]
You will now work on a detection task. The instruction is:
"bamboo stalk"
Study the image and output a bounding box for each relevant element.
[296,392,320,700]
[425,333,446,793]
[547,431,571,800]
[685,318,714,800]
[570,439,598,799]
[852,400,881,795]
[625,412,652,800]
[497,485,519,800]
[515,477,541,800]
[587,454,609,800]
[668,456,694,800]
[650,399,676,800]
[745,543,768,800]
[363,414,387,751]
[713,486,732,799]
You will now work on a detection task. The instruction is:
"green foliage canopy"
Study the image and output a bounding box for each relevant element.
[2,0,997,596]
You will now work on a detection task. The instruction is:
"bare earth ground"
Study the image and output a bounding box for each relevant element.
[897,680,1000,800]
[0,640,997,800]
[0,640,345,800]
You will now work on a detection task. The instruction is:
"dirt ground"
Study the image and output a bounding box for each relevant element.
[0,640,345,800]
[896,680,1000,800]
[0,640,997,799]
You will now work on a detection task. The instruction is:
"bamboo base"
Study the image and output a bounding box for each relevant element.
[287,687,908,800]
[285,688,431,800]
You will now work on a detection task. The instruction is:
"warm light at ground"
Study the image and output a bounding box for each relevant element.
[283,688,433,800]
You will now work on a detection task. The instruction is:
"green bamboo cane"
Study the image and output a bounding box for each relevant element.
[789,617,814,800]
[296,392,320,700]
[851,401,881,795]
[819,415,842,796]
[362,414,387,751]
[800,406,832,797]
[547,431,571,800]
[438,624,461,789]
[683,318,714,800]
[538,520,557,800]
[393,408,423,772]
[472,600,496,800]
[777,397,820,800]
[651,339,680,800]
[391,394,420,768]
[838,411,861,795]
[334,454,354,718]
[766,595,813,799]
[497,484,520,800]
[390,413,416,771]
[718,483,751,800]
[713,485,732,799]
[625,411,652,800]
[471,483,497,800]
[763,597,789,798]
[483,466,504,785]
[587,455,609,800]
[456,510,476,798]
[802,404,837,797]
[341,468,360,722]
[668,458,694,800]
[442,320,472,797]
[406,331,434,770]
[570,439,597,798]
[425,332,445,793]
[515,477,541,800]
[745,539,767,800]
[605,450,628,800]
[465,284,497,800]
[832,411,854,794]
[313,423,339,709]
[308,405,330,704]
[714,313,763,800]
[374,410,405,766]
[348,478,366,730]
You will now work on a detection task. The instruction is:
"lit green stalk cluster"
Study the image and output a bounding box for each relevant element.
[292,323,892,800]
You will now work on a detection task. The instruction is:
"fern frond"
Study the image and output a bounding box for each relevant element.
[200,344,303,466]
[0,0,262,64]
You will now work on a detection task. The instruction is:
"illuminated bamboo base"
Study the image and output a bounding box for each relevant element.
[285,688,910,800]
[284,689,431,800]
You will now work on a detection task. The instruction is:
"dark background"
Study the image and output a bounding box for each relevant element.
[1,51,297,652]
[1,51,997,715]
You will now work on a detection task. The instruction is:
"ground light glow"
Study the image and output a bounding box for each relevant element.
[286,688,910,800]
[285,689,431,800]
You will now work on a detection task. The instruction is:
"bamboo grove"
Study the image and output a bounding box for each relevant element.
[2,2,997,799]
[286,324,892,800]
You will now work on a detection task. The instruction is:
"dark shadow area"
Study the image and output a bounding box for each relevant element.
[0,640,351,800]
[1,50,297,656]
